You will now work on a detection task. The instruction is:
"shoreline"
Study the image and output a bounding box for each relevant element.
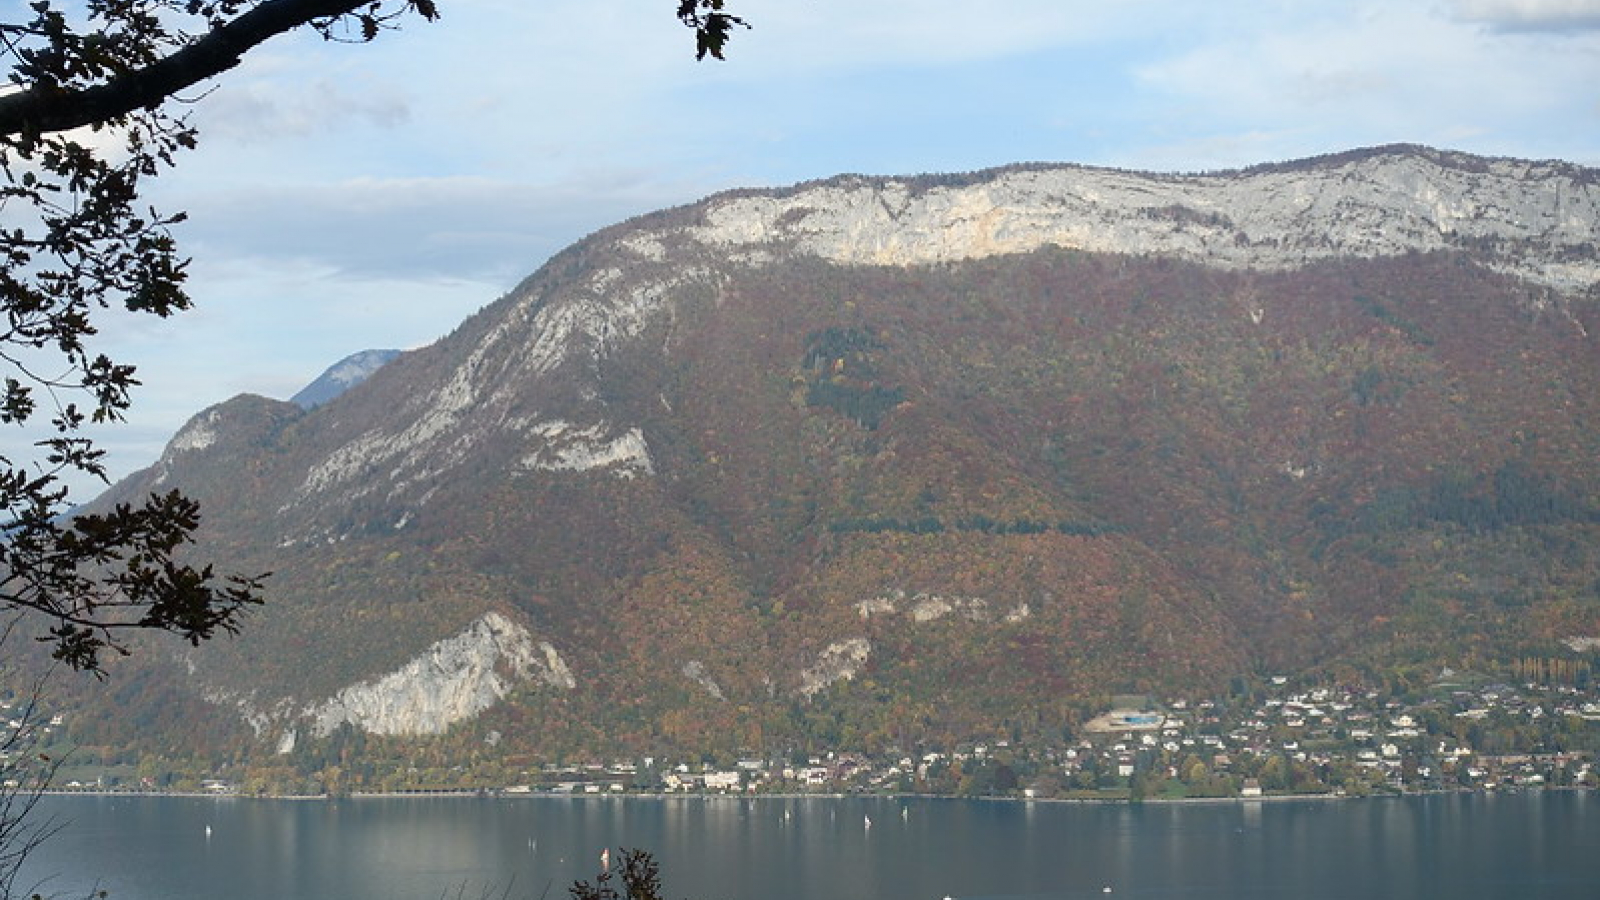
[41,784,1584,804]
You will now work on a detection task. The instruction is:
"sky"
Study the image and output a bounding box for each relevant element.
[9,0,1600,497]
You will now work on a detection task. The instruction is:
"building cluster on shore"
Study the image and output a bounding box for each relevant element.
[12,672,1599,800]
[501,675,1596,801]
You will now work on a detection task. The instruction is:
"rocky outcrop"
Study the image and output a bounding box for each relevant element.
[856,590,1031,625]
[798,638,872,698]
[686,148,1599,292]
[522,420,655,478]
[303,612,571,737]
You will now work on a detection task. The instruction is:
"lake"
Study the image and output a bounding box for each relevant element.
[15,791,1600,900]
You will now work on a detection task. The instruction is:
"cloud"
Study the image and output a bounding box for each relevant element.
[1449,0,1600,32]
[738,0,1157,69]
[194,76,412,142]
[1130,1,1600,166]
[163,174,702,285]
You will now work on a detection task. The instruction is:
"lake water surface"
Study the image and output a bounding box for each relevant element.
[16,791,1600,900]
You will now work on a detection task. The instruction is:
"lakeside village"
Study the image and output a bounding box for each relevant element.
[9,672,1600,801]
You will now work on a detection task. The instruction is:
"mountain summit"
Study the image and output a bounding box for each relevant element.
[289,349,402,410]
[74,145,1600,761]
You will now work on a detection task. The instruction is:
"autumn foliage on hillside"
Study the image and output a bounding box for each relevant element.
[40,245,1600,764]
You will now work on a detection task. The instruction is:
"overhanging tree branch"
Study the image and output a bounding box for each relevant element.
[0,0,413,137]
[2,0,743,138]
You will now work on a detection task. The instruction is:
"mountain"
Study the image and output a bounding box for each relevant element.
[289,349,402,410]
[54,145,1600,764]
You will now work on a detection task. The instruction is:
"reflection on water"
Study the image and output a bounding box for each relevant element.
[17,791,1600,900]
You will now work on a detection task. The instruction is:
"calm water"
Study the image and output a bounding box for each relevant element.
[15,791,1600,900]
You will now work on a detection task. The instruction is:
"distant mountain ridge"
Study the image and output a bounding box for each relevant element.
[59,145,1600,764]
[289,349,401,409]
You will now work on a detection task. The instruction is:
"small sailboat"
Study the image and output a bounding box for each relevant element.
[864,814,872,830]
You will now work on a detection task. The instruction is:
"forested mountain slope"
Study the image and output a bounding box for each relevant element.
[46,144,1600,762]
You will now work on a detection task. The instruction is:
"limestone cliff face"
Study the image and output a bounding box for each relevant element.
[687,148,1598,291]
[302,612,572,738]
